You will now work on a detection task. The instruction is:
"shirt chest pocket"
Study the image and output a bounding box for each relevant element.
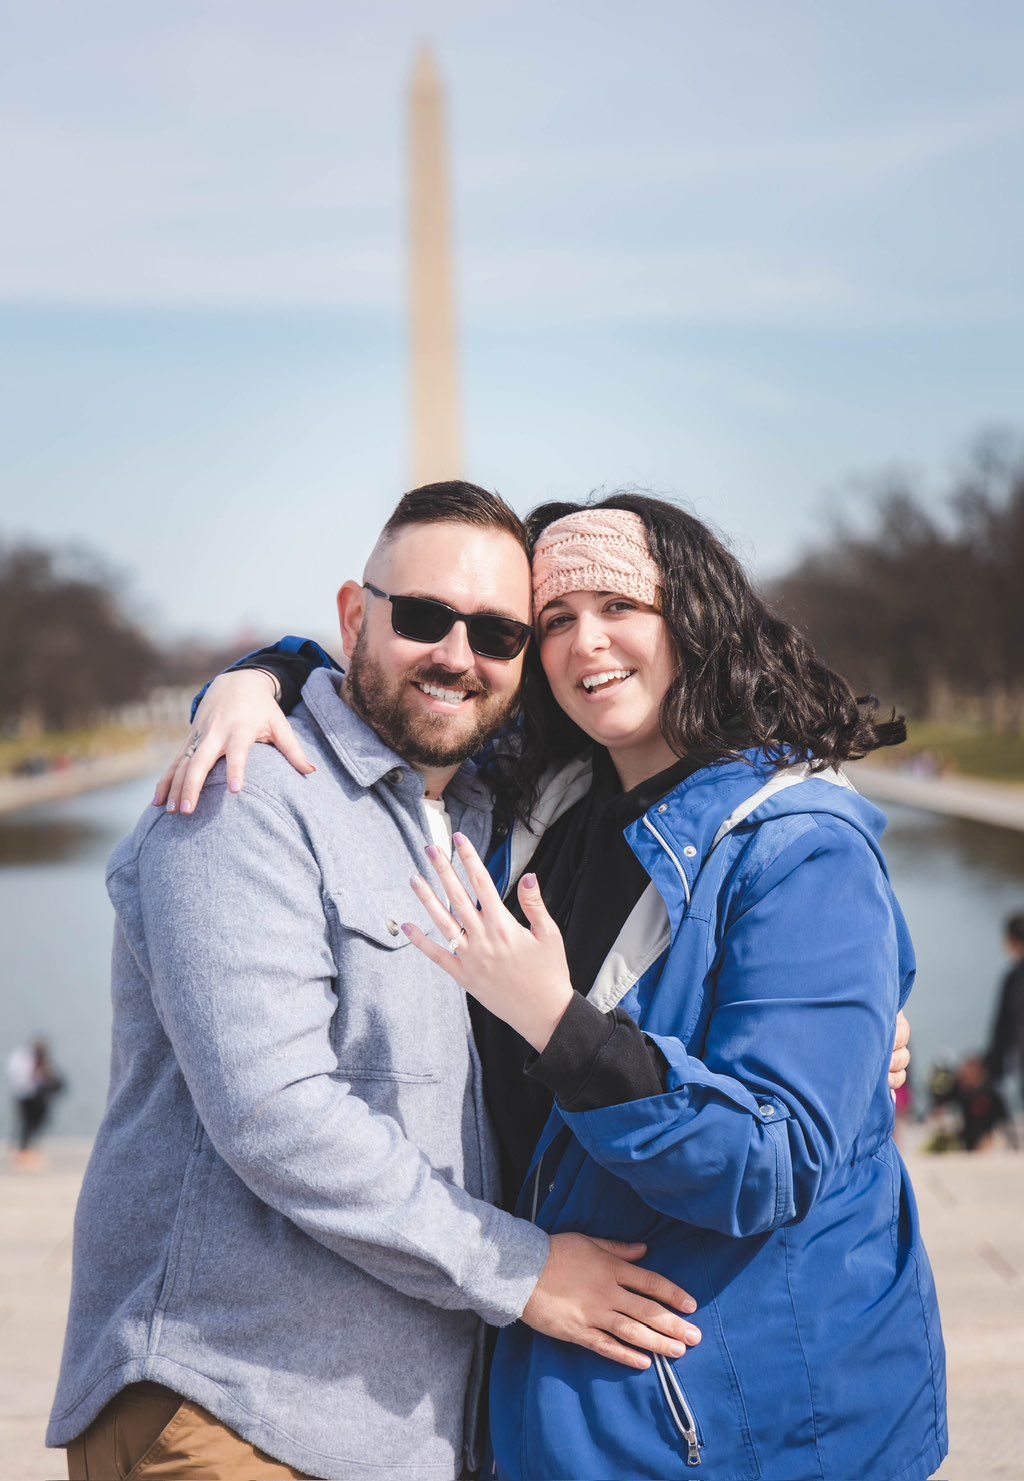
[324,883,462,1084]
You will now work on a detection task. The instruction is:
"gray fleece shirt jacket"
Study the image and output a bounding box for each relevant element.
[47,668,550,1479]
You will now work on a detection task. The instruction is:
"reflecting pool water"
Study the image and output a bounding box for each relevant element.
[2,779,1023,1140]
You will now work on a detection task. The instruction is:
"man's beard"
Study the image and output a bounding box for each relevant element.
[345,627,520,768]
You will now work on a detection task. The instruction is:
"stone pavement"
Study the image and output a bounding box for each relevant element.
[1,1139,1020,1480]
[1,1142,85,1481]
[0,746,167,818]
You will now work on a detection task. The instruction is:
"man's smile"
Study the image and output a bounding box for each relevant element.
[411,679,479,710]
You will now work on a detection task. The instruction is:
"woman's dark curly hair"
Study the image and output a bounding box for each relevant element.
[493,491,905,821]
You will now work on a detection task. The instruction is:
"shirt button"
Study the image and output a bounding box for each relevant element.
[548,1181,556,1193]
[759,1104,775,1117]
[386,919,401,937]
[683,844,697,858]
[657,803,669,814]
[385,768,404,785]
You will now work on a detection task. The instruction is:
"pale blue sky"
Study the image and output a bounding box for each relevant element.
[2,1,1022,639]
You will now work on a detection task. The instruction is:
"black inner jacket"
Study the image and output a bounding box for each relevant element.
[474,747,700,1205]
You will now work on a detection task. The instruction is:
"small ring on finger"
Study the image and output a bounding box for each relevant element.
[446,926,467,957]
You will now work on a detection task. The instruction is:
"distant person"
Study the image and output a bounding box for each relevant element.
[927,1058,958,1116]
[893,1070,914,1149]
[955,1054,1011,1152]
[922,1059,962,1153]
[986,911,1024,1105]
[7,1037,65,1169]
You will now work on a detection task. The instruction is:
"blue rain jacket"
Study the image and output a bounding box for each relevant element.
[487,751,947,1481]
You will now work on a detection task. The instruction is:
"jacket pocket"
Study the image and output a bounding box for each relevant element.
[325,886,464,1085]
[509,1227,761,1481]
[339,1066,440,1085]
[112,1384,184,1479]
[154,1119,212,1316]
[653,1354,703,1467]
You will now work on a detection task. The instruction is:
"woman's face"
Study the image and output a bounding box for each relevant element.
[537,588,681,779]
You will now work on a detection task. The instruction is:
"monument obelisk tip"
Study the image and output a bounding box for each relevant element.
[407,46,460,485]
[410,44,440,91]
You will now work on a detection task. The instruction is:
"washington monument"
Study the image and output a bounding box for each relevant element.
[408,47,461,484]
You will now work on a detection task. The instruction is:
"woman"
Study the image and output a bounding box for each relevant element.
[165,495,942,1480]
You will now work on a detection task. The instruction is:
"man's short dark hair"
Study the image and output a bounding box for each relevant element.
[1006,913,1024,946]
[381,481,528,554]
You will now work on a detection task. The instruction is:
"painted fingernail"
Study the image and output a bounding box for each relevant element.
[410,874,423,889]
[166,799,177,813]
[453,832,468,847]
[229,778,242,794]
[523,873,537,888]
[425,844,439,860]
[181,800,193,814]
[401,923,415,938]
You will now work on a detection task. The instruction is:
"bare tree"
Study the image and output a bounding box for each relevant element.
[0,540,159,730]
[774,431,1024,733]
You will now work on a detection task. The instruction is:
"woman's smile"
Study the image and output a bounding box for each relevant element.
[577,666,637,698]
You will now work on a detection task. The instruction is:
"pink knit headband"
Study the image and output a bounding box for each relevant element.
[531,508,661,613]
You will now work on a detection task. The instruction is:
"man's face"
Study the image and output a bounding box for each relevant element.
[342,522,532,768]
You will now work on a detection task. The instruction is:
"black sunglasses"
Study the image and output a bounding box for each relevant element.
[363,583,532,660]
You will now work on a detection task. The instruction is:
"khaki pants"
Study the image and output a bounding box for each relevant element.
[65,1381,310,1479]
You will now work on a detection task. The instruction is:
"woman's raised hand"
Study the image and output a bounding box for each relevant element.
[153,670,315,816]
[404,832,575,1054]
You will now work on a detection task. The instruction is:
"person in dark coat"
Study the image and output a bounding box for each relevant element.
[986,911,1024,1105]
[955,1054,1011,1151]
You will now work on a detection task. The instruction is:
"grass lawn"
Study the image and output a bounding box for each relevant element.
[899,722,1024,784]
[0,724,157,777]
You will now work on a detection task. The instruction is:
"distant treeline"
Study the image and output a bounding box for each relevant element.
[774,431,1024,734]
[1,539,258,733]
[2,541,159,730]
[7,429,1024,737]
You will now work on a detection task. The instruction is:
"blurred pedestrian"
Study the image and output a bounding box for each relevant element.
[893,1071,914,1149]
[923,1059,961,1152]
[986,911,1024,1107]
[955,1054,1011,1152]
[7,1037,65,1169]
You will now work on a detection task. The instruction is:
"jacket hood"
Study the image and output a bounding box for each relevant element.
[648,749,890,877]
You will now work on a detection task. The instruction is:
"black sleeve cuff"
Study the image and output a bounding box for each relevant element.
[234,651,312,715]
[525,992,668,1112]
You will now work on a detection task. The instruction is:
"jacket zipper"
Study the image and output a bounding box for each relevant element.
[653,1353,702,1466]
[529,1154,544,1220]
[641,816,692,905]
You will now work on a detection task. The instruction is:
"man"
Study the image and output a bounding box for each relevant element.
[48,483,699,1481]
[987,911,1024,1106]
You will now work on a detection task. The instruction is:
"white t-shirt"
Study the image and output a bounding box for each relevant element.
[421,796,453,859]
[421,796,454,908]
